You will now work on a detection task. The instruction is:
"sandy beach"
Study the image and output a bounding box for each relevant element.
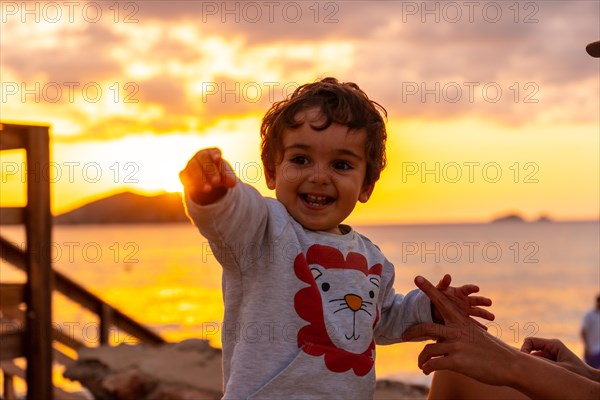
[65,339,428,399]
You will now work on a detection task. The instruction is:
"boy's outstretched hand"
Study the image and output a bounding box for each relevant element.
[430,274,494,329]
[179,148,237,205]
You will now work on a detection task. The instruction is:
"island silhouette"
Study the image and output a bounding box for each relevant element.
[44,192,567,225]
[54,191,189,224]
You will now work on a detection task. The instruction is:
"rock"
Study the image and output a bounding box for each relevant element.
[63,359,112,400]
[65,339,428,400]
[374,379,429,400]
[147,384,221,400]
[102,368,156,398]
[64,339,222,400]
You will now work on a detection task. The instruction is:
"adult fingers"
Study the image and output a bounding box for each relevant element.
[467,316,490,331]
[402,322,448,342]
[436,274,452,290]
[421,355,455,375]
[415,276,446,306]
[521,337,549,353]
[468,306,495,322]
[468,295,493,307]
[521,337,563,362]
[459,284,480,296]
[418,342,453,369]
[415,276,466,324]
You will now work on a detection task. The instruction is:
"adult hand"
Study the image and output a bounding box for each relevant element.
[522,337,600,381]
[403,276,513,386]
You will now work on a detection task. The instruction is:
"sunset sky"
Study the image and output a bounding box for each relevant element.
[1,0,598,224]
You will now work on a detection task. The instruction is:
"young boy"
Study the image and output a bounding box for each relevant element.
[179,77,493,399]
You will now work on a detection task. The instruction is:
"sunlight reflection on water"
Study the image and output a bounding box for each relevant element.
[1,221,598,386]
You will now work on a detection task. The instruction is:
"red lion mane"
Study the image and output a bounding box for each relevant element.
[293,244,382,377]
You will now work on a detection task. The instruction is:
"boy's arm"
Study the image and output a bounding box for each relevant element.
[179,148,269,257]
[374,262,434,345]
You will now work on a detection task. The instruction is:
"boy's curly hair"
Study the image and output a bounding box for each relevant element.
[260,77,387,186]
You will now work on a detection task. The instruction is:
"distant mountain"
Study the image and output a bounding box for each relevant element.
[55,192,189,225]
[491,213,526,223]
[491,212,555,223]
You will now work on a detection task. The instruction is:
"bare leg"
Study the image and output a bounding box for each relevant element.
[428,370,530,400]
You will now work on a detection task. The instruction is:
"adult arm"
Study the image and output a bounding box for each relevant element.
[403,276,600,400]
[522,337,600,382]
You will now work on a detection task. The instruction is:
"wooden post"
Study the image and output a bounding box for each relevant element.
[24,126,53,400]
[3,371,17,400]
[100,303,113,345]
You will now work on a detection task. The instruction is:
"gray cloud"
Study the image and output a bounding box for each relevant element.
[2,23,124,84]
[1,0,598,140]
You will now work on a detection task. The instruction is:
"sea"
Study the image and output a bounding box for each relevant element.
[1,221,598,390]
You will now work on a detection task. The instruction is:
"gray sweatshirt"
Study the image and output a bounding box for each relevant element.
[185,182,432,399]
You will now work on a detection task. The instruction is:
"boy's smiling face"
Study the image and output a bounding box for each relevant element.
[266,108,374,234]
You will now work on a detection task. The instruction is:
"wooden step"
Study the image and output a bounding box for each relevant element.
[0,208,25,225]
[0,283,25,310]
[0,361,88,400]
[0,329,24,360]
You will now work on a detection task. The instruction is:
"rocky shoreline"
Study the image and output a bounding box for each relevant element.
[64,340,428,399]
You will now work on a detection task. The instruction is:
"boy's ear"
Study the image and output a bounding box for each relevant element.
[265,168,276,190]
[358,182,375,203]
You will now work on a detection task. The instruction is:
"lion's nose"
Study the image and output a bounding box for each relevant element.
[344,294,363,311]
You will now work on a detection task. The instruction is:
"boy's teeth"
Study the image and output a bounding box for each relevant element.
[305,194,328,206]
[307,194,326,202]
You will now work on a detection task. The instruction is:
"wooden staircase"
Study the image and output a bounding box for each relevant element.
[0,123,165,399]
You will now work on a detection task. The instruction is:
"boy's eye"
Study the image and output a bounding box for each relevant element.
[290,156,309,165]
[332,161,352,171]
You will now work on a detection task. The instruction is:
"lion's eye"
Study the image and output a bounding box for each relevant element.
[321,282,330,292]
[369,290,375,298]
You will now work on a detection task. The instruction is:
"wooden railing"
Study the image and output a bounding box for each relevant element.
[0,237,165,345]
[1,122,53,399]
[0,122,165,400]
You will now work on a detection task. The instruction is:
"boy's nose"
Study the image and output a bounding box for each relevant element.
[308,164,331,184]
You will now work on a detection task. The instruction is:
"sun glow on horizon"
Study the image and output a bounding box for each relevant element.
[1,112,598,222]
[9,117,264,214]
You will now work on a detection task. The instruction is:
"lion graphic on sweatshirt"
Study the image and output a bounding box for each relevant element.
[293,244,382,376]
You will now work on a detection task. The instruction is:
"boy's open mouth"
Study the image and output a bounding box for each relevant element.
[301,193,334,207]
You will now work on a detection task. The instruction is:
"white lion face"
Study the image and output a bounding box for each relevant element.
[310,264,381,354]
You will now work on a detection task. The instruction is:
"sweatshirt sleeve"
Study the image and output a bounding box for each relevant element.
[374,261,433,345]
[183,182,269,270]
